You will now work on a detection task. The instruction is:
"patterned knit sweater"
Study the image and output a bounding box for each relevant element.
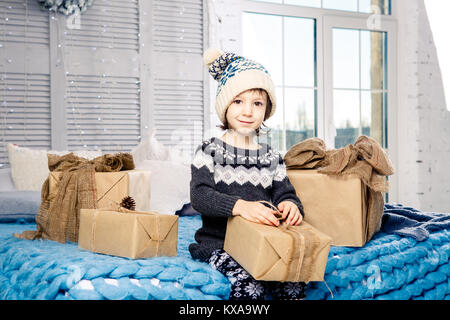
[189,137,305,262]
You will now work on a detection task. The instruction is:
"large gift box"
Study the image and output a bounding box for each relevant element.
[287,169,369,247]
[49,170,151,211]
[224,216,331,282]
[78,208,178,259]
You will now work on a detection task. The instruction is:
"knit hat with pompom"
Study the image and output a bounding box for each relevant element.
[203,48,277,125]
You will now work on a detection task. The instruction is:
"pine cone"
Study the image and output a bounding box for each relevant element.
[120,196,136,211]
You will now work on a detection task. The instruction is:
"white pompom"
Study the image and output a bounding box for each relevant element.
[203,48,224,67]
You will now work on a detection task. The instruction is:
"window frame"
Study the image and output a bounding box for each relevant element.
[241,0,398,200]
[323,15,397,149]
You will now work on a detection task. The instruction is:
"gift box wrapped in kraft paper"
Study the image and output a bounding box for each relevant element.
[14,152,151,244]
[49,169,151,211]
[224,214,332,282]
[287,169,370,247]
[284,135,395,247]
[78,208,178,259]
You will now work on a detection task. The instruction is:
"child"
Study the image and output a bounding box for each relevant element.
[189,48,307,300]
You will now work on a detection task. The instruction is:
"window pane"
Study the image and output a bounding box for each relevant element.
[360,30,371,90]
[361,90,385,146]
[333,89,360,148]
[361,91,372,134]
[333,28,359,89]
[242,12,283,86]
[284,88,316,149]
[284,17,315,87]
[360,30,386,90]
[332,27,387,148]
[265,86,284,151]
[285,0,321,7]
[323,0,358,12]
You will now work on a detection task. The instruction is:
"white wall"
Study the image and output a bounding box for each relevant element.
[207,0,450,212]
[396,0,450,212]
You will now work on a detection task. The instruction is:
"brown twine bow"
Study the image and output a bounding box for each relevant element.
[256,200,334,296]
[257,200,284,220]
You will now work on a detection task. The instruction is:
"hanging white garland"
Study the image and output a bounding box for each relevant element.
[37,0,94,16]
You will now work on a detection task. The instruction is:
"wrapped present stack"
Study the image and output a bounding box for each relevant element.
[15,152,151,244]
[14,151,179,259]
[284,135,395,247]
[224,201,332,283]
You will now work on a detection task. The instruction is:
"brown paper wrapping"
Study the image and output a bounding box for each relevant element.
[49,170,151,211]
[224,216,331,282]
[14,152,139,243]
[78,208,178,259]
[287,169,369,247]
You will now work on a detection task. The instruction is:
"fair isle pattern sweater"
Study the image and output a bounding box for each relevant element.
[189,137,305,262]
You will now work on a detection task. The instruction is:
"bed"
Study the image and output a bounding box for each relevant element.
[1,200,449,300]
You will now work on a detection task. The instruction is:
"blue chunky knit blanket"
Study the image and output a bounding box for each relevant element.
[381,203,450,241]
[1,204,449,300]
[0,216,230,300]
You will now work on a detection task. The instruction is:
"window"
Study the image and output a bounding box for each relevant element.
[251,0,391,14]
[242,0,395,153]
[332,28,387,148]
[242,12,316,151]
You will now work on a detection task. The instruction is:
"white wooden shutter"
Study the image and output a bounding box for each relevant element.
[150,0,206,158]
[60,0,145,154]
[65,74,140,152]
[0,0,50,168]
[0,0,206,168]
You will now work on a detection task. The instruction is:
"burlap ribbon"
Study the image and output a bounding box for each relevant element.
[283,135,395,241]
[257,200,314,282]
[14,152,135,243]
[282,137,329,169]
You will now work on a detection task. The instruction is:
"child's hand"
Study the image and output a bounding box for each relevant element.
[277,201,303,226]
[232,199,280,226]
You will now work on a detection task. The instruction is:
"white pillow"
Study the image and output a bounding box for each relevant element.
[131,129,170,166]
[7,144,47,191]
[136,159,191,215]
[7,144,102,191]
[131,129,192,167]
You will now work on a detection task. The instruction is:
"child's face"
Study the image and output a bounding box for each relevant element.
[226,89,268,136]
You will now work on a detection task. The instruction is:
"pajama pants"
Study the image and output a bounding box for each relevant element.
[208,249,306,300]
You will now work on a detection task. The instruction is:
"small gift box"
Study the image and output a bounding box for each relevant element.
[78,207,178,259]
[49,169,151,211]
[224,202,331,282]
